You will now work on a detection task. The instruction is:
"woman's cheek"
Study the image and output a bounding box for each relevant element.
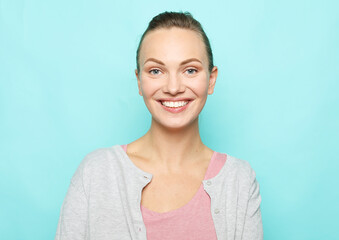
[141,78,162,96]
[189,77,209,95]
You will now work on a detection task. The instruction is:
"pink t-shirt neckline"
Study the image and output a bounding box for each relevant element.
[141,151,217,218]
[120,144,225,217]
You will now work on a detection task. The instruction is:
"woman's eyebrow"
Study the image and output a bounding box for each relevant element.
[180,58,202,65]
[144,58,202,66]
[144,58,165,65]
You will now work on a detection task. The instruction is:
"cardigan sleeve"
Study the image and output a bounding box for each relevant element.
[242,167,263,240]
[55,159,89,240]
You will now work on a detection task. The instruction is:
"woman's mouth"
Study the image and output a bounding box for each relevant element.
[158,100,191,113]
[161,101,189,108]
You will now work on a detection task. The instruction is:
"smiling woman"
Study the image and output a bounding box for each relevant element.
[55,11,263,240]
[136,26,217,129]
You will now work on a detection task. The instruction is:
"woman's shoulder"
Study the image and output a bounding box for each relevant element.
[219,153,257,183]
[82,145,128,167]
[73,145,125,176]
[69,145,129,187]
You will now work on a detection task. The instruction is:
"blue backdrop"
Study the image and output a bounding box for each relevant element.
[1,0,338,239]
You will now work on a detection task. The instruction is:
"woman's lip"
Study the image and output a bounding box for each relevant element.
[157,97,193,102]
[158,100,191,113]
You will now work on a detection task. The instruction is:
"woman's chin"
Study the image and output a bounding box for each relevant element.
[152,117,198,131]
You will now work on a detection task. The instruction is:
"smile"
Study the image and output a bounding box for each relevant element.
[158,99,192,113]
[161,101,189,108]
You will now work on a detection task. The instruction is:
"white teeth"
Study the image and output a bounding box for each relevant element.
[161,101,189,108]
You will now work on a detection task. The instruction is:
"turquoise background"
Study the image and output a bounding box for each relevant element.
[1,0,338,239]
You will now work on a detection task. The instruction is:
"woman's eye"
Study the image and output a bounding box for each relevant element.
[186,68,198,74]
[149,69,161,75]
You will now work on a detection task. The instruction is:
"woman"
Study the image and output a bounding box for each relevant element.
[55,11,263,240]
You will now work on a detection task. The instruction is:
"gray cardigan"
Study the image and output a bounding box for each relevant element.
[55,145,263,240]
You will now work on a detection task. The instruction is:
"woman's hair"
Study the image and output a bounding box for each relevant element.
[136,11,214,74]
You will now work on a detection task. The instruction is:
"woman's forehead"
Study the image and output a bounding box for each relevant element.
[139,27,207,65]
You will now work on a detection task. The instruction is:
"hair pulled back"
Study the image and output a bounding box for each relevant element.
[136,11,214,74]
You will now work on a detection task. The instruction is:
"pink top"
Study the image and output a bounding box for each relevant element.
[121,144,226,240]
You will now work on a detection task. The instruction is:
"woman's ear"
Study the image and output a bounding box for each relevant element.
[135,69,143,96]
[208,66,218,95]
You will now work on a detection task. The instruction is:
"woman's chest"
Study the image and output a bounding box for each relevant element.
[140,173,204,213]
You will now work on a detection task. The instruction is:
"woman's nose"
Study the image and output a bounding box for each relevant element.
[163,74,185,95]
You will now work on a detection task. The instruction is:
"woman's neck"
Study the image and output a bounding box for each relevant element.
[129,118,210,168]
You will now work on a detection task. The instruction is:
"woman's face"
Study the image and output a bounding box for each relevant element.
[135,27,218,130]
